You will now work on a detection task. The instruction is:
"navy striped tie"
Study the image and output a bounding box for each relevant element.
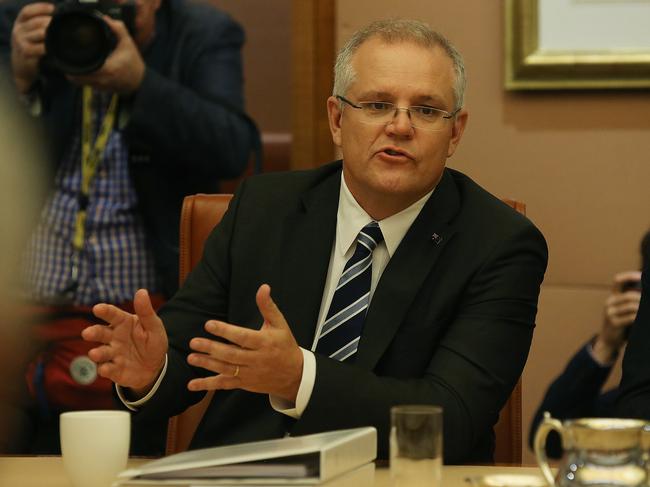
[315,221,384,361]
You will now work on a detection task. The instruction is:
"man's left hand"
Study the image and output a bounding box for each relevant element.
[187,284,305,403]
[67,16,145,94]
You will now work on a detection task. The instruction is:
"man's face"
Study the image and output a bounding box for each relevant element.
[327,38,468,218]
[120,0,161,49]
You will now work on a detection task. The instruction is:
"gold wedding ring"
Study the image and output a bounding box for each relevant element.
[233,365,240,377]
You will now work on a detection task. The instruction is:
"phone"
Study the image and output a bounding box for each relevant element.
[620,279,642,293]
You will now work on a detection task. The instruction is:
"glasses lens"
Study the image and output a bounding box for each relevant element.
[355,104,449,131]
[410,107,444,128]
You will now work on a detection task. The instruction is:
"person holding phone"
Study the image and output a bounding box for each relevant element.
[528,231,648,458]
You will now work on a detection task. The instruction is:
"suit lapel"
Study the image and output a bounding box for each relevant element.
[276,171,341,349]
[355,169,461,370]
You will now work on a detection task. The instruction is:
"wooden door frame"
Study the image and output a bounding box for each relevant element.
[291,0,336,169]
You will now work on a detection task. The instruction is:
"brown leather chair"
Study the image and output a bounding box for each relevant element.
[166,194,524,465]
[166,193,233,455]
[494,198,525,466]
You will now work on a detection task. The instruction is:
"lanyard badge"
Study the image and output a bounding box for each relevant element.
[72,86,118,252]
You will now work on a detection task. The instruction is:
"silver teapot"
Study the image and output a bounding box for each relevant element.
[534,413,648,487]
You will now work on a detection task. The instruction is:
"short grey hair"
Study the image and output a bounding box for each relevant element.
[333,19,466,111]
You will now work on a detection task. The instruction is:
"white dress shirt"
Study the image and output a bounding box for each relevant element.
[270,173,433,417]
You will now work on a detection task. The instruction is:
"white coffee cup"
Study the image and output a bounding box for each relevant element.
[60,410,130,487]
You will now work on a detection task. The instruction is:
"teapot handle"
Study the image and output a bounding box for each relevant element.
[534,412,563,486]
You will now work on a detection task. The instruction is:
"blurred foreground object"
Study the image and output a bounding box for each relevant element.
[0,76,46,450]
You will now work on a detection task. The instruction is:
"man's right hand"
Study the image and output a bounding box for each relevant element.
[10,2,54,94]
[82,289,169,397]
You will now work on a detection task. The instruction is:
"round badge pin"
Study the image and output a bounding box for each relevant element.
[69,355,98,385]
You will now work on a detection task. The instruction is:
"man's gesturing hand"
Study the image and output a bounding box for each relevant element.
[82,289,168,395]
[187,284,304,403]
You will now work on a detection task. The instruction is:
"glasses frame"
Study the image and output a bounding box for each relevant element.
[335,95,461,131]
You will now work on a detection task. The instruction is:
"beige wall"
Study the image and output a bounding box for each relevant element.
[338,0,650,464]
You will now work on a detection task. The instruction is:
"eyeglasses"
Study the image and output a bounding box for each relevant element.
[336,95,460,131]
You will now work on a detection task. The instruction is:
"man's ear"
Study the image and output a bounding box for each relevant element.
[326,96,343,148]
[447,108,468,158]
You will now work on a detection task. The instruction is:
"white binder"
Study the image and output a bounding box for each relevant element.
[115,427,376,486]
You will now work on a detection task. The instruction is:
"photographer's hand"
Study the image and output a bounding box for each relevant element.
[10,2,54,94]
[67,16,145,94]
[592,270,642,363]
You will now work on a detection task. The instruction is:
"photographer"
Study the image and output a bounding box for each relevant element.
[0,0,259,455]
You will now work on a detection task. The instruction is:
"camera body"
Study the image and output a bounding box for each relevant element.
[45,0,136,75]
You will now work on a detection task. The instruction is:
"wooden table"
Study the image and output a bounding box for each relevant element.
[0,456,544,486]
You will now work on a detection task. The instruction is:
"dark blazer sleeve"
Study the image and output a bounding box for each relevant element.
[123,7,256,179]
[616,264,650,418]
[528,342,615,458]
[292,219,548,462]
[132,180,248,420]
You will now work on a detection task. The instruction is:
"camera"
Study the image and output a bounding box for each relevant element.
[45,0,136,75]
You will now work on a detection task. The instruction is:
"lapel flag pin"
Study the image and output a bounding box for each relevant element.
[431,233,443,245]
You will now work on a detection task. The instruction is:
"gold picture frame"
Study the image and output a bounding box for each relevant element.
[505,0,650,90]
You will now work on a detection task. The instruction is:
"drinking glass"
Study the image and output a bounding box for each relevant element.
[390,405,443,487]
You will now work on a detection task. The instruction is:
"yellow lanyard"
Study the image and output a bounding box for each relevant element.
[73,86,118,251]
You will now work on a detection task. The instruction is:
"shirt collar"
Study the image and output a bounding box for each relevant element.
[336,174,434,258]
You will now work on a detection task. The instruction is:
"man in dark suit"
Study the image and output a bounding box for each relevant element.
[83,19,547,463]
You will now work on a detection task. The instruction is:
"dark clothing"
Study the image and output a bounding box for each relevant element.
[135,162,548,463]
[529,342,619,458]
[0,0,259,296]
[616,264,650,418]
[0,0,258,455]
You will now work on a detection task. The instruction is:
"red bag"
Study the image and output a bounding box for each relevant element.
[24,297,164,417]
[25,309,114,415]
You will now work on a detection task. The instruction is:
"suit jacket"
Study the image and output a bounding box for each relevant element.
[616,263,650,418]
[0,0,259,296]
[140,161,548,463]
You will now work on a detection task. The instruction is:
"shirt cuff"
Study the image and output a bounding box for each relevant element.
[116,354,168,411]
[586,339,617,368]
[269,348,316,419]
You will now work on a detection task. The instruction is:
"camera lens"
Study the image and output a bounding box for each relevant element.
[46,11,114,74]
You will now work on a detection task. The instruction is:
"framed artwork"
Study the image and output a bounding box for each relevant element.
[505,0,650,89]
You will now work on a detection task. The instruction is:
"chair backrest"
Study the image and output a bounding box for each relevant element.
[166,194,525,464]
[166,194,234,455]
[494,197,525,465]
